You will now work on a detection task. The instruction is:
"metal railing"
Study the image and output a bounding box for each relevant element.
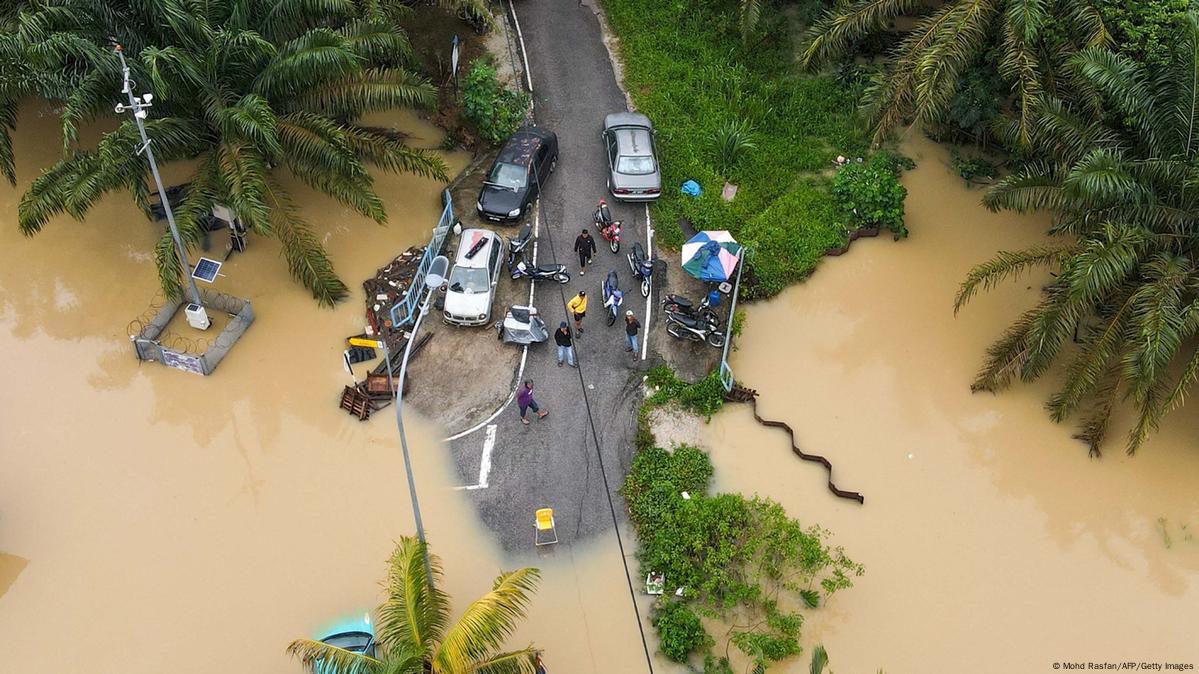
[718,247,747,392]
[390,189,454,328]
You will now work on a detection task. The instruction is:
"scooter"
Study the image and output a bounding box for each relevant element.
[511,260,570,284]
[662,293,720,328]
[602,270,624,326]
[665,313,725,348]
[507,223,532,271]
[627,241,653,298]
[593,199,621,253]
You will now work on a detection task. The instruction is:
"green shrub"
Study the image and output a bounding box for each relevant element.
[830,161,908,239]
[653,601,711,662]
[462,58,529,145]
[646,365,727,418]
[951,154,999,182]
[1095,0,1191,69]
[711,118,758,179]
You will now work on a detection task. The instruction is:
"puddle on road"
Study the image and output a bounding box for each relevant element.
[703,135,1199,673]
[0,103,648,674]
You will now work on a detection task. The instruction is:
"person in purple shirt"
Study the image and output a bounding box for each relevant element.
[516,380,548,425]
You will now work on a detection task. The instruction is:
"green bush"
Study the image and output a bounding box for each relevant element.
[462,58,529,145]
[711,118,757,179]
[653,601,711,662]
[951,154,999,182]
[646,365,727,418]
[602,0,870,296]
[1096,0,1191,69]
[830,161,908,239]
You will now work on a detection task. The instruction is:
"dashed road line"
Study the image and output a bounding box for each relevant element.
[455,424,497,490]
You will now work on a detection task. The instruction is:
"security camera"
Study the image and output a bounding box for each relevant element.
[134,109,147,119]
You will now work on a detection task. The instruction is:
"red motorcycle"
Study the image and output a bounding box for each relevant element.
[592,199,621,253]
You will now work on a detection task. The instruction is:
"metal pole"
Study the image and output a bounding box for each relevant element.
[382,291,435,590]
[115,47,203,307]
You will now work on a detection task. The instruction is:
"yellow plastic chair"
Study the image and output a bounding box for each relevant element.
[534,508,558,546]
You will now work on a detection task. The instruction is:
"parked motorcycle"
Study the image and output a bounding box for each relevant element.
[602,270,624,326]
[511,260,570,284]
[662,293,720,328]
[627,241,653,298]
[593,198,621,253]
[507,223,532,271]
[665,313,725,348]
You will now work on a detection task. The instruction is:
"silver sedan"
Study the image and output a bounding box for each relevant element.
[602,112,661,201]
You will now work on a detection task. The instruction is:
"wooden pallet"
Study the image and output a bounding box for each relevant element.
[340,385,373,420]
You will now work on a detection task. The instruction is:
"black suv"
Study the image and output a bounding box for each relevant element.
[476,126,558,223]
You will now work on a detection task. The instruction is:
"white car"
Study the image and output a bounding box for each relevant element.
[443,228,504,326]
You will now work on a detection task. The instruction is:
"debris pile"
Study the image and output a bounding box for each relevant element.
[337,246,435,420]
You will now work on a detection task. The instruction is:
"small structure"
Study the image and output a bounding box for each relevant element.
[130,290,254,376]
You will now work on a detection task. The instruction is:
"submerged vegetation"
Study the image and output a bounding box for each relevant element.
[627,384,862,672]
[288,536,542,674]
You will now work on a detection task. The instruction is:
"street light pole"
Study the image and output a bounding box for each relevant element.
[114,45,203,309]
[380,255,448,591]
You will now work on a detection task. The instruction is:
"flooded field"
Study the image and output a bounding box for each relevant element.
[703,136,1199,673]
[0,103,650,674]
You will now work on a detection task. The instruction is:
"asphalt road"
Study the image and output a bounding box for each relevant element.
[447,0,651,552]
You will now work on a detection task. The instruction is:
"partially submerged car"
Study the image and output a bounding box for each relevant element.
[602,112,661,201]
[313,614,376,674]
[476,126,558,223]
[443,228,504,326]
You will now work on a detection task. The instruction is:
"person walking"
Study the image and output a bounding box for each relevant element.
[554,321,576,367]
[574,228,596,275]
[567,290,587,335]
[624,309,641,357]
[516,380,548,425]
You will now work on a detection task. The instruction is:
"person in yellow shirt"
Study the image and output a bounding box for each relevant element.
[566,290,587,335]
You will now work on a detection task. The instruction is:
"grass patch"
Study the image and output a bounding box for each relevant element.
[602,0,871,296]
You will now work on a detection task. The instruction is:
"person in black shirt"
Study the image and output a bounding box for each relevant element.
[574,228,596,275]
[554,322,576,367]
[624,310,641,357]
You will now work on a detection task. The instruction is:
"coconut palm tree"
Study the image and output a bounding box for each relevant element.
[288,537,542,674]
[12,0,448,306]
[800,0,1112,145]
[954,12,1199,455]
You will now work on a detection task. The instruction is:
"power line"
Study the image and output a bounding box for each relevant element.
[531,160,655,674]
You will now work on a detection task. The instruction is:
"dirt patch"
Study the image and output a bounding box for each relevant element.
[645,403,705,449]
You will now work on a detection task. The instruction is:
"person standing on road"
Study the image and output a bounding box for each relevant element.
[624,309,641,357]
[574,228,596,275]
[567,290,587,335]
[554,321,576,368]
[516,380,548,425]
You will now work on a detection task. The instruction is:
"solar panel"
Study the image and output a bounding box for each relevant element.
[192,257,222,283]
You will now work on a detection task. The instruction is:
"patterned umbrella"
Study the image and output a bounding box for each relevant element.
[681,231,742,282]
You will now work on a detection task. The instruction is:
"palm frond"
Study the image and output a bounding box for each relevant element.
[261,179,350,306]
[1072,370,1122,455]
[287,638,383,674]
[252,28,362,100]
[1071,48,1166,151]
[433,568,541,674]
[1120,254,1190,401]
[342,124,448,180]
[470,647,540,674]
[971,304,1037,392]
[954,244,1074,313]
[375,537,450,660]
[1046,292,1132,422]
[290,67,436,118]
[800,0,920,70]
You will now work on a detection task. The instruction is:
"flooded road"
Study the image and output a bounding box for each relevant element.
[0,103,649,674]
[703,136,1199,673]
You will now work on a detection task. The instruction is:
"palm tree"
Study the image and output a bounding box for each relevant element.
[954,12,1199,455]
[288,537,542,674]
[13,0,448,306]
[800,0,1111,145]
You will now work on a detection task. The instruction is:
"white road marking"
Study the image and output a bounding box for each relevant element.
[641,203,652,361]
[455,424,497,490]
[506,0,533,93]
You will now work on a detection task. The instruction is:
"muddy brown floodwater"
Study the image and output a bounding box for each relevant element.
[703,136,1199,673]
[0,102,651,674]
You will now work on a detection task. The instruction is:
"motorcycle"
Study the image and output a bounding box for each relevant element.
[627,241,653,298]
[601,270,624,326]
[593,198,621,253]
[511,260,571,284]
[507,223,532,271]
[665,313,726,348]
[662,293,721,328]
